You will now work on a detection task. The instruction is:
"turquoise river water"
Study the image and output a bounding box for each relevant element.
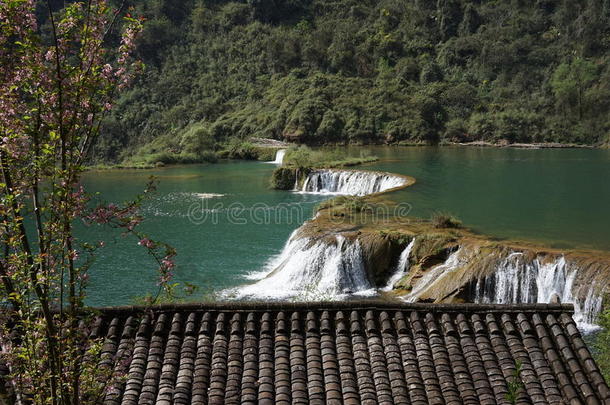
[80,146,610,306]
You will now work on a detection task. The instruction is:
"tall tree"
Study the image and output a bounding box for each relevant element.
[551,57,598,120]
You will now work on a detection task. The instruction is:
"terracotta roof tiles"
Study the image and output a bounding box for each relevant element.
[70,302,608,404]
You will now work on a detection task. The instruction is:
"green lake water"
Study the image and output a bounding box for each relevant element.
[81,147,610,306]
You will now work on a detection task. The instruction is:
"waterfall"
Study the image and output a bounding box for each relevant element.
[382,239,415,291]
[230,234,375,300]
[474,253,603,332]
[273,149,286,164]
[300,170,406,196]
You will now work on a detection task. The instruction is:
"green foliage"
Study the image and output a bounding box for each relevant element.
[317,195,370,214]
[594,309,610,383]
[270,167,298,190]
[283,145,378,169]
[506,361,525,405]
[551,57,599,120]
[217,139,277,160]
[95,0,610,164]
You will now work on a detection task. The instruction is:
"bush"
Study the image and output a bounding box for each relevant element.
[431,212,462,229]
[270,167,298,190]
[141,151,218,165]
[222,140,259,160]
[179,122,216,155]
[443,118,469,142]
[283,145,315,168]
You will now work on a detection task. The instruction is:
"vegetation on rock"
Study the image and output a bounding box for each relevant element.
[269,146,379,190]
[283,145,378,168]
[595,310,610,383]
[270,167,299,190]
[431,212,463,229]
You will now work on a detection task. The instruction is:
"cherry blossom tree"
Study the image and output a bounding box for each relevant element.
[0,1,175,403]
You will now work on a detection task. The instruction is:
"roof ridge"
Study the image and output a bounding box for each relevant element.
[88,301,575,314]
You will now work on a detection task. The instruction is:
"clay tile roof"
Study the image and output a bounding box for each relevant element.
[84,301,608,404]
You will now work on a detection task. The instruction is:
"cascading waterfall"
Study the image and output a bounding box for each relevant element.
[300,170,406,196]
[231,168,407,301]
[474,253,603,332]
[382,239,415,291]
[231,233,374,300]
[268,149,286,165]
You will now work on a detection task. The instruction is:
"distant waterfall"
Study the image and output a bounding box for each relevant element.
[268,149,286,165]
[382,239,415,291]
[474,253,603,331]
[300,170,406,196]
[232,233,374,300]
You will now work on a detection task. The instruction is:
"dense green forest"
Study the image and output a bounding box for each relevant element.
[93,0,610,164]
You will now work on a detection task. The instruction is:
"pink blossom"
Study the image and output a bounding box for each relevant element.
[137,238,153,248]
[161,258,175,270]
[157,271,173,285]
[101,63,113,79]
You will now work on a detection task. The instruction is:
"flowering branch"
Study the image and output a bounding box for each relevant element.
[0,1,165,404]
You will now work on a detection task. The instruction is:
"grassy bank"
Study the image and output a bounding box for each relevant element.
[282,145,378,169]
[104,136,285,168]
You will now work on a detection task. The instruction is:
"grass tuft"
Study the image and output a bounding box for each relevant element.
[431,212,462,229]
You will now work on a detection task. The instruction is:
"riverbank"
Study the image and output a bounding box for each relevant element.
[452,141,596,149]
[89,140,607,171]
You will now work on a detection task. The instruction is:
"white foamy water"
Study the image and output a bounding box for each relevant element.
[227,234,373,300]
[472,253,604,332]
[382,239,415,291]
[229,169,407,300]
[299,170,406,196]
[398,246,604,331]
[267,149,286,165]
[193,193,225,199]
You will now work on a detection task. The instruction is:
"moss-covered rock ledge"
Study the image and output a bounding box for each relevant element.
[270,145,381,190]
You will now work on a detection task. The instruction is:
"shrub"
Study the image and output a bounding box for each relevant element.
[431,212,462,229]
[179,122,216,155]
[270,167,298,190]
[284,145,315,168]
[222,139,259,160]
[443,118,469,142]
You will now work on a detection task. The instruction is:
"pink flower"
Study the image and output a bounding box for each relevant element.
[161,258,175,270]
[157,271,173,285]
[138,238,153,248]
[102,63,113,79]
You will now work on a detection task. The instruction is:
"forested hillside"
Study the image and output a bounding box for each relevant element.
[94,0,610,164]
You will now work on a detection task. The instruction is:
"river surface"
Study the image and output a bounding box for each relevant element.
[81,146,610,306]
